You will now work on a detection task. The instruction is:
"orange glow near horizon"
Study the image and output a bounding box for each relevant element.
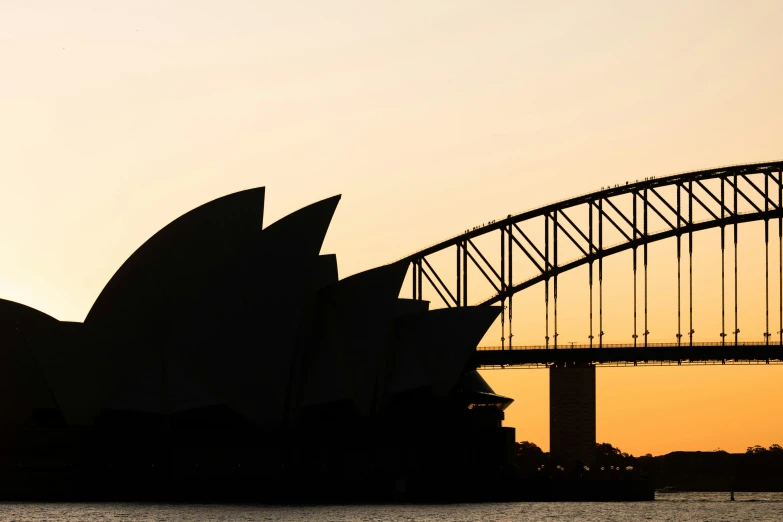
[2,1,783,457]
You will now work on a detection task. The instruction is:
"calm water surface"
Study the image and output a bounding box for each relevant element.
[1,492,781,521]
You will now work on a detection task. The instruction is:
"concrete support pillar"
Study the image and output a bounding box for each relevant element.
[549,364,596,467]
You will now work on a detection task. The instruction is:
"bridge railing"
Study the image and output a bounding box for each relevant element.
[476,340,778,351]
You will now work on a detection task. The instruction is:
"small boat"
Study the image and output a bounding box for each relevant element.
[655,486,677,493]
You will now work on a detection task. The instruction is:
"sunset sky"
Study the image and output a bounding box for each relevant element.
[2,1,782,456]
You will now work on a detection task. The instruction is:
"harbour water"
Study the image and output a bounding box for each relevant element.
[1,492,781,521]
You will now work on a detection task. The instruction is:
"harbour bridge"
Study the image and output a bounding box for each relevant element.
[398,160,783,464]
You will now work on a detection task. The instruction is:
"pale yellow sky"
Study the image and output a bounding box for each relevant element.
[2,1,782,456]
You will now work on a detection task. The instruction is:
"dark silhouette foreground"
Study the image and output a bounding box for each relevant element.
[0,188,525,502]
[516,441,783,492]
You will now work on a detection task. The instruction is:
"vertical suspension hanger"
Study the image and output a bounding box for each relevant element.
[777,169,783,346]
[765,173,770,346]
[677,183,682,347]
[553,212,558,349]
[721,177,726,346]
[734,172,738,346]
[633,192,638,347]
[778,168,783,347]
[501,227,505,350]
[508,225,513,349]
[412,259,417,300]
[417,258,423,300]
[644,186,648,347]
[589,201,594,348]
[545,214,550,349]
[456,242,461,308]
[599,198,604,348]
[779,168,782,346]
[689,179,694,347]
[463,240,468,307]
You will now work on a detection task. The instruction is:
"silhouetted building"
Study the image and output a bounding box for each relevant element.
[0,188,515,501]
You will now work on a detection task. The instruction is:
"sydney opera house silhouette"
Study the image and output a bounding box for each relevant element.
[0,188,516,501]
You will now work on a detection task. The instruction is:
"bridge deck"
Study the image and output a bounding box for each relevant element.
[474,343,783,368]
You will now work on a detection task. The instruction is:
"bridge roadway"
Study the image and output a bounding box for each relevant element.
[474,342,783,368]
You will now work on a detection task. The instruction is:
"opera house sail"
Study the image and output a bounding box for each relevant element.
[0,188,515,502]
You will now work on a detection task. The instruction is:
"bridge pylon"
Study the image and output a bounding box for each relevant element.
[549,363,596,468]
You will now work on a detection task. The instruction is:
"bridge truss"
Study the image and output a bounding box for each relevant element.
[401,161,783,353]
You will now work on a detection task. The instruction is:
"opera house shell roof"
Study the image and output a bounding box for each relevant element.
[0,188,513,501]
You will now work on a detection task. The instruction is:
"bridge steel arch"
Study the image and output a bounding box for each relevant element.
[400,160,783,351]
